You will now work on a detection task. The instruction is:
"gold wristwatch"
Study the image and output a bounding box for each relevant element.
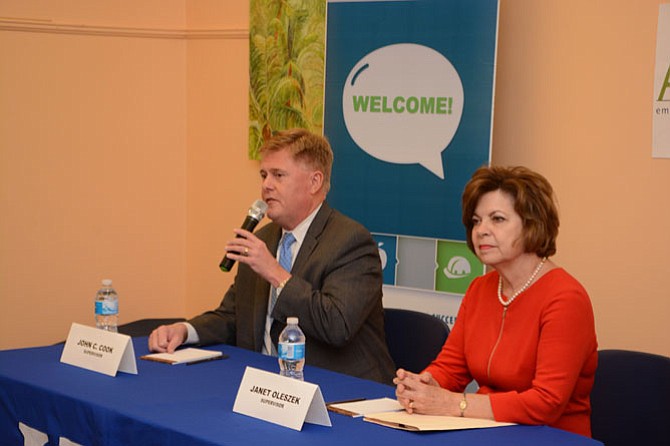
[459,392,468,417]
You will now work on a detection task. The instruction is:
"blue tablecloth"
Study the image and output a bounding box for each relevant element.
[0,337,602,446]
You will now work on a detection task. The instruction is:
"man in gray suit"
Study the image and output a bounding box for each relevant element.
[148,128,395,384]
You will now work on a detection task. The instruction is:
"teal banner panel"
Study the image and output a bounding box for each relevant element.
[324,0,498,293]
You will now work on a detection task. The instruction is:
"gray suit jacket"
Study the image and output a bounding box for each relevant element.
[189,202,395,384]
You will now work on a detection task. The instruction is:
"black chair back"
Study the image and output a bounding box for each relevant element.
[118,318,186,337]
[383,308,450,373]
[590,349,670,446]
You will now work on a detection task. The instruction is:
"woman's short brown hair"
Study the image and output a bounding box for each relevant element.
[461,165,559,258]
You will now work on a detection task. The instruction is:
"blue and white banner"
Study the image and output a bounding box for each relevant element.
[324,0,498,320]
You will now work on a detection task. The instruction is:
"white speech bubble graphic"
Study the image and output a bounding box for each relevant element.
[343,44,464,179]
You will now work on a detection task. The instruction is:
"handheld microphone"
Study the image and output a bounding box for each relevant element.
[219,200,268,272]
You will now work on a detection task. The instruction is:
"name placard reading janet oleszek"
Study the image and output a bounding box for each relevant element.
[233,366,331,431]
[60,322,137,377]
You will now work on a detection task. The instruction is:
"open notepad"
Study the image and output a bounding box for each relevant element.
[140,348,225,365]
[327,397,403,417]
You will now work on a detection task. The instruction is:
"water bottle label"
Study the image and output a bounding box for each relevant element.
[95,300,118,315]
[278,342,305,360]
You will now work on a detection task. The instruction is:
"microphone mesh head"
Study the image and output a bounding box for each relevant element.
[248,199,268,220]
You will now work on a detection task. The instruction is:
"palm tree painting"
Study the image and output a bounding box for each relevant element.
[248,0,326,159]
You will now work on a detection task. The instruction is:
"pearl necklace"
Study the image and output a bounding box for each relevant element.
[497,257,547,307]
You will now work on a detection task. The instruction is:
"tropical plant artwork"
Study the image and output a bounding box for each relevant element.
[248,0,326,160]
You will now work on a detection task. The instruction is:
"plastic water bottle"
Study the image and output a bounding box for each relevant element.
[278,317,305,380]
[95,279,118,332]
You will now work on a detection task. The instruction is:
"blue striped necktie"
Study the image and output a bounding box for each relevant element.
[269,232,295,356]
[270,232,296,312]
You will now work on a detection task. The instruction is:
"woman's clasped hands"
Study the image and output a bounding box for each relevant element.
[394,368,454,415]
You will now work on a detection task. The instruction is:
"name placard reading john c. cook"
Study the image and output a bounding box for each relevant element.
[76,339,116,357]
[60,322,137,377]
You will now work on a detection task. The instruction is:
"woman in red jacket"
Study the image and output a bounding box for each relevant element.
[394,166,598,437]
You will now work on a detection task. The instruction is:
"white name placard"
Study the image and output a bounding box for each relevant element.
[60,322,137,377]
[233,366,332,431]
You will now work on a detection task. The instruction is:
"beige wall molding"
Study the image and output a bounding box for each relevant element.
[0,17,248,39]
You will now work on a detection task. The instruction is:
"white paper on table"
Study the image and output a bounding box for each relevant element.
[364,411,515,432]
[140,348,223,365]
[327,397,403,417]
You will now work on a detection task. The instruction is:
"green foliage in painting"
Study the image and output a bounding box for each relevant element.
[249,0,326,159]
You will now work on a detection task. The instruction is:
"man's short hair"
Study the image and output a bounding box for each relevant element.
[259,128,334,193]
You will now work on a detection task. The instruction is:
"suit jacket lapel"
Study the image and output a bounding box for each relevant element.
[292,202,332,273]
[264,203,331,349]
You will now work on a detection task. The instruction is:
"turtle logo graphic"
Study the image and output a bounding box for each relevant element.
[443,256,471,279]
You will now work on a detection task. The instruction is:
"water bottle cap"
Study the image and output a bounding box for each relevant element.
[101,279,113,286]
[287,317,299,325]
